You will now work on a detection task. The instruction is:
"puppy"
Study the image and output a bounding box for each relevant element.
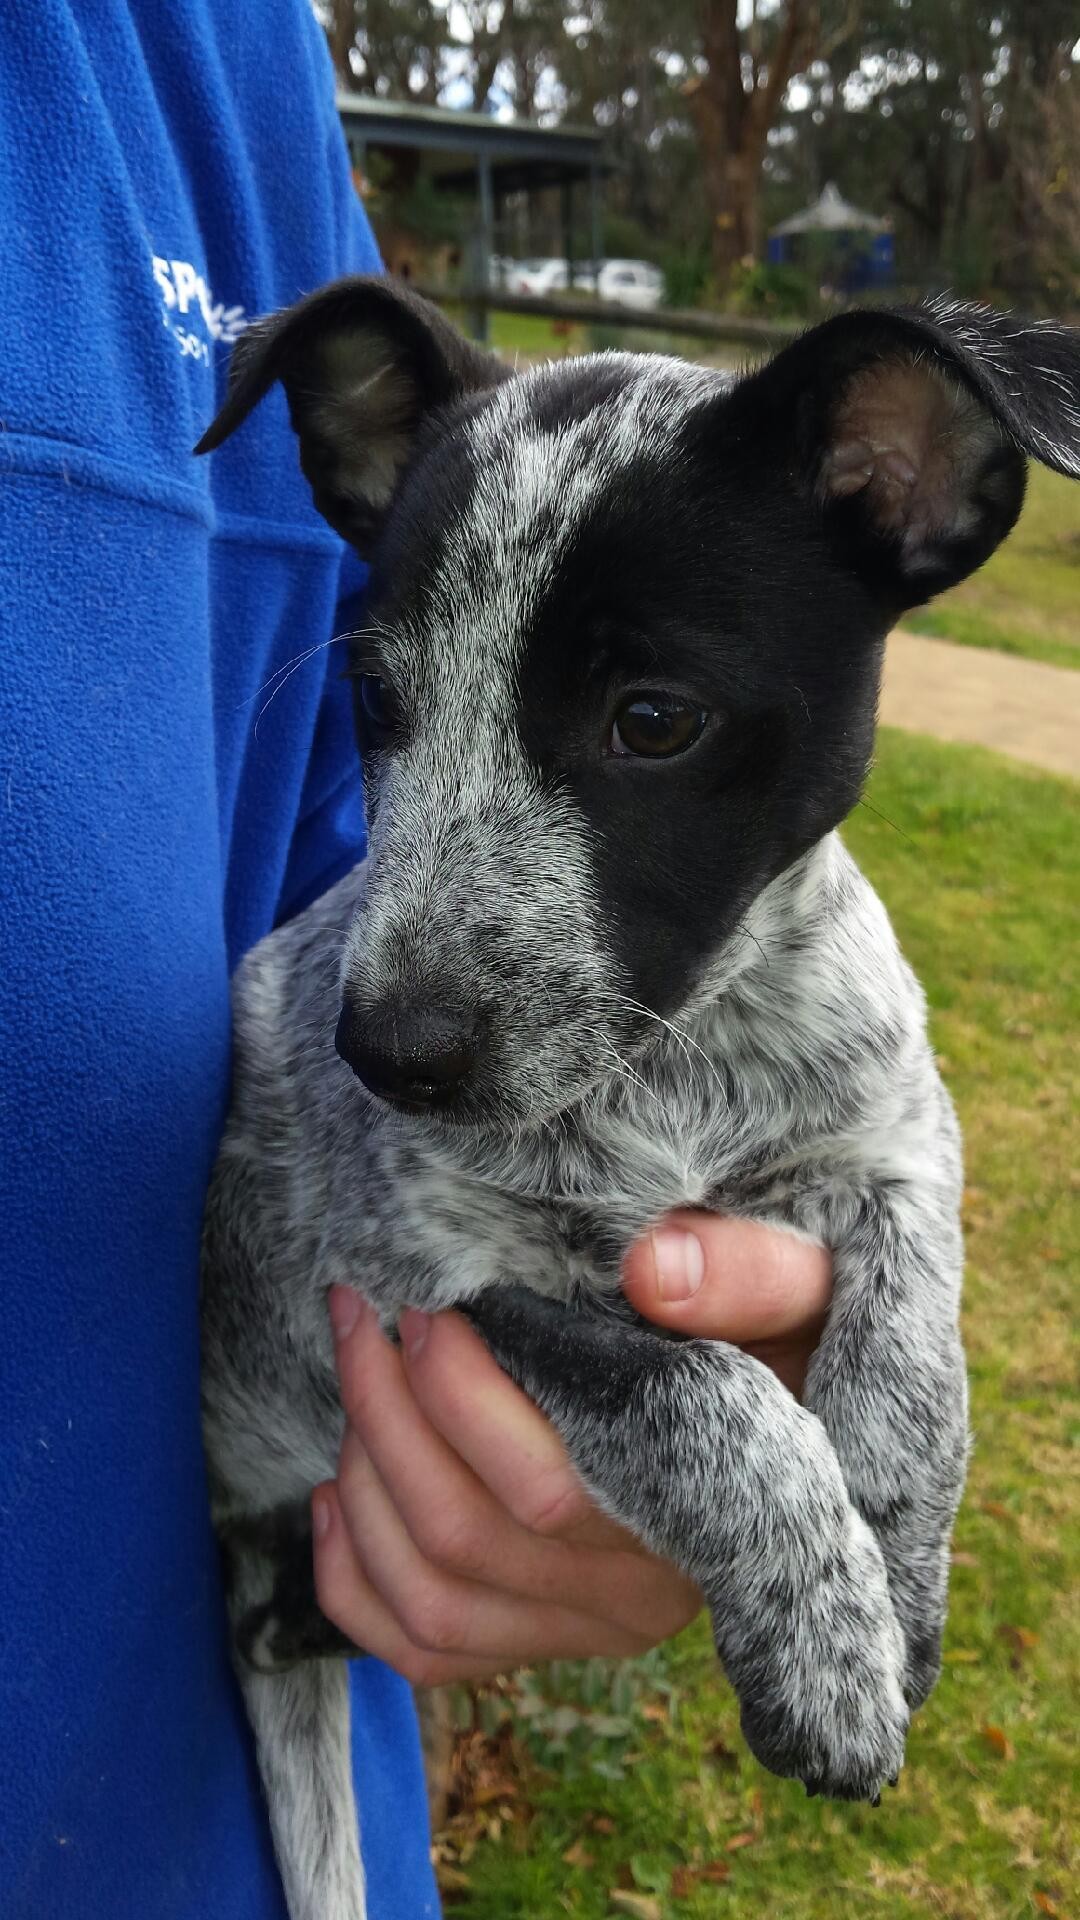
[197,283,1080,1920]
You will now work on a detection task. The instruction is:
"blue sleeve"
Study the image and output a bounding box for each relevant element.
[275,70,380,926]
[0,3,440,1916]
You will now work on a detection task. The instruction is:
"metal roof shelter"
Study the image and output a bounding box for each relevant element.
[767,182,894,294]
[336,91,609,336]
[770,181,889,238]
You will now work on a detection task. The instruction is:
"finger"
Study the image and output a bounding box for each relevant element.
[395,1304,633,1549]
[332,1427,653,1663]
[335,1297,649,1599]
[337,1296,508,1579]
[621,1212,833,1343]
[311,1482,509,1687]
[336,1303,701,1639]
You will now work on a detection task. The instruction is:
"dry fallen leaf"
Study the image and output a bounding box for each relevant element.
[997,1624,1039,1668]
[608,1892,662,1920]
[672,1861,731,1895]
[706,1736,738,1767]
[726,1831,757,1851]
[589,1815,617,1836]
[472,1780,518,1806]
[562,1841,595,1870]
[951,1550,980,1567]
[980,1723,1015,1760]
[434,1864,472,1894]
[1033,1894,1065,1919]
[981,1500,1012,1522]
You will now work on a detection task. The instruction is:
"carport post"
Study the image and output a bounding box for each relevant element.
[470,151,494,343]
[561,176,576,285]
[589,163,602,271]
[343,130,367,197]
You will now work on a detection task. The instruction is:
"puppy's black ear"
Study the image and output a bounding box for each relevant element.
[195,275,511,545]
[734,296,1080,608]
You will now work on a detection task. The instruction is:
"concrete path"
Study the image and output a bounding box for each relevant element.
[880,631,1079,781]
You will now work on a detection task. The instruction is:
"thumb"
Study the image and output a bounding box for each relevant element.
[621,1212,833,1345]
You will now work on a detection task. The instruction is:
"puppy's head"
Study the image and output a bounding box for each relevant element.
[199,283,1080,1127]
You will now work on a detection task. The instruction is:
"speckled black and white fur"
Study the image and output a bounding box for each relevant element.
[197,283,1080,1920]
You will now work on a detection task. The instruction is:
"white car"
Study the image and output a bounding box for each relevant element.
[595,259,665,311]
[507,257,597,297]
[506,257,664,310]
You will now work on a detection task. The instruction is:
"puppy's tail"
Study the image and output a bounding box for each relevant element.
[238,1655,367,1920]
[224,1528,366,1920]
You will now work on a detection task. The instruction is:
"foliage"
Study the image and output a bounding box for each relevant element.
[726,259,818,318]
[317,0,567,115]
[601,213,662,266]
[434,729,1080,1919]
[1010,71,1080,308]
[660,251,713,312]
[450,1652,680,1786]
[362,151,470,251]
[318,2,1080,312]
[767,1,1080,303]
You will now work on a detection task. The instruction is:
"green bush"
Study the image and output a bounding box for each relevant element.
[727,260,818,318]
[661,250,712,310]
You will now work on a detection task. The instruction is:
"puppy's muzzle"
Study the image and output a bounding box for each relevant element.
[335,997,484,1111]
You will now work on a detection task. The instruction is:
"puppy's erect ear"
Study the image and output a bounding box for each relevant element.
[731,296,1080,608]
[195,275,511,545]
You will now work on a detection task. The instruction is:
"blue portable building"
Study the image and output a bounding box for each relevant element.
[767,182,894,294]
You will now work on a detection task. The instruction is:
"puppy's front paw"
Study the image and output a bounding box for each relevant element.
[721,1512,909,1802]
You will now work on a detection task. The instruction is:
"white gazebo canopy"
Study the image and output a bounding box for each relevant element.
[771,181,889,237]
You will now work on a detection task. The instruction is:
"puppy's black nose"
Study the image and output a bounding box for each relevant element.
[335,999,482,1108]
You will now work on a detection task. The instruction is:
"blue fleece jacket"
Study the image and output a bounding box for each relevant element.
[0,4,439,1915]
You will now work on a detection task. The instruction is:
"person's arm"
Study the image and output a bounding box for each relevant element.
[311,1218,832,1683]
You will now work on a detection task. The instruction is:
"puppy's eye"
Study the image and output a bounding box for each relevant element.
[356,673,394,737]
[610,693,709,759]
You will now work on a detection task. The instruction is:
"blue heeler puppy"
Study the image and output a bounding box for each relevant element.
[197,283,1080,1920]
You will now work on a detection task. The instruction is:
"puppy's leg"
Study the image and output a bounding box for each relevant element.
[226,1503,360,1674]
[226,1530,367,1920]
[802,1189,968,1710]
[465,1286,908,1802]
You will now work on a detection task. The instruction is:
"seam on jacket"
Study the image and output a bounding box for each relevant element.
[0,432,344,554]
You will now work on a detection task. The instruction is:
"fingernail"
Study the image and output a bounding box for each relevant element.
[328,1286,361,1343]
[651,1228,704,1301]
[399,1308,430,1360]
[312,1491,332,1541]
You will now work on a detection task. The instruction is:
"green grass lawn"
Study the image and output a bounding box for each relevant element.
[435,729,1079,1920]
[444,305,710,366]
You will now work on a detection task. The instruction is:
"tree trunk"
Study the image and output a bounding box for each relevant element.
[324,0,359,86]
[687,0,818,291]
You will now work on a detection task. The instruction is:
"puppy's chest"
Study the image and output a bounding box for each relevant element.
[343,1083,805,1317]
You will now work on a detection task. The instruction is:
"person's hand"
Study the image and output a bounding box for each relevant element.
[621,1212,832,1398]
[312,1216,833,1685]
